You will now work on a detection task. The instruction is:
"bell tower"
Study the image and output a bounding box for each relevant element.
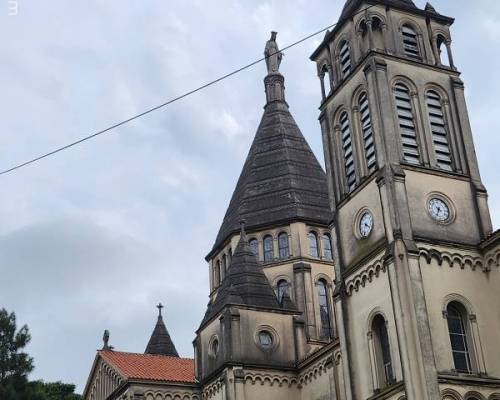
[311,1,500,400]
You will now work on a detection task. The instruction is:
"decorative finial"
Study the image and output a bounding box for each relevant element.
[102,329,113,350]
[425,2,437,13]
[264,31,283,74]
[156,302,164,317]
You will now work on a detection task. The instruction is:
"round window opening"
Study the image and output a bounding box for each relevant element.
[258,331,273,349]
[211,338,219,356]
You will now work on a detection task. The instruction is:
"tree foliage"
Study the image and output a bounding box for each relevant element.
[0,308,34,383]
[0,308,81,400]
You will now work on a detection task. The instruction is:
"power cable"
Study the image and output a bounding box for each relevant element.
[0,4,375,176]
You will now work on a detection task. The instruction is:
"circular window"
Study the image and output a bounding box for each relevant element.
[258,331,273,349]
[209,337,219,358]
[212,339,219,355]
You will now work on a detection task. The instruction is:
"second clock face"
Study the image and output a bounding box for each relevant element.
[428,198,450,222]
[359,211,373,238]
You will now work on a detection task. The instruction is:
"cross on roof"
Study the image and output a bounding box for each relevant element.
[156,302,164,317]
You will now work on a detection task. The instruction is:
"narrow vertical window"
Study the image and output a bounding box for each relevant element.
[447,302,472,374]
[339,40,352,78]
[278,232,290,259]
[214,261,221,288]
[318,280,332,339]
[322,233,333,261]
[426,90,453,171]
[394,83,421,165]
[227,249,232,267]
[263,235,274,262]
[402,25,420,59]
[249,238,259,257]
[222,254,227,273]
[372,315,394,386]
[359,92,377,173]
[277,280,290,303]
[340,111,357,191]
[309,232,319,258]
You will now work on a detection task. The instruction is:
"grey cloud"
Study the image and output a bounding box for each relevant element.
[0,0,499,393]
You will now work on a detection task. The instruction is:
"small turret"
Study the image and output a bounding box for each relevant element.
[145,303,179,357]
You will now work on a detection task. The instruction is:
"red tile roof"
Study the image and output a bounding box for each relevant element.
[99,350,196,384]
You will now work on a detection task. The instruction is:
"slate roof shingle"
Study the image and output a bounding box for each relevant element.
[210,77,331,255]
[145,315,179,357]
[200,228,299,329]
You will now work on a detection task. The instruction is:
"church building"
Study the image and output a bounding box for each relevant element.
[83,1,500,399]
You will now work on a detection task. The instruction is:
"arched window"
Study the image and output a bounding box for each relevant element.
[222,254,227,273]
[278,232,290,259]
[214,261,221,288]
[340,111,357,191]
[308,232,319,258]
[339,40,352,78]
[446,302,473,374]
[426,90,453,171]
[371,17,384,50]
[263,235,274,262]
[277,279,290,303]
[437,35,451,67]
[359,20,369,55]
[394,83,421,165]
[402,24,420,59]
[322,233,333,261]
[317,279,332,339]
[249,238,259,257]
[372,315,394,387]
[359,92,377,173]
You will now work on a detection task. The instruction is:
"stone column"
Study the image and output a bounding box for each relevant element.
[445,40,456,70]
[319,71,326,101]
[381,23,390,53]
[431,36,441,66]
[293,316,308,361]
[469,314,487,374]
[367,19,375,51]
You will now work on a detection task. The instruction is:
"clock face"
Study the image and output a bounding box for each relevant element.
[359,211,373,238]
[428,198,450,222]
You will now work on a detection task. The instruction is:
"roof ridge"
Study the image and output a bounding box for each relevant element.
[99,350,194,361]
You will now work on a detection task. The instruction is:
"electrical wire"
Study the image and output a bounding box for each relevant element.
[0,4,376,176]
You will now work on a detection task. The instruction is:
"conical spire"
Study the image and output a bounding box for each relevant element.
[208,33,331,256]
[200,222,297,329]
[145,303,179,357]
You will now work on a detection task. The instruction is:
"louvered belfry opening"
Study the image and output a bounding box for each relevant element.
[339,40,352,78]
[359,92,377,173]
[402,25,420,59]
[426,90,453,171]
[394,83,421,165]
[340,111,357,192]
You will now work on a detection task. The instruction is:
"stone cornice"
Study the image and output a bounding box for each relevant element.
[345,255,387,296]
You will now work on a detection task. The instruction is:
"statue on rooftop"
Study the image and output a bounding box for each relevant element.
[264,31,283,74]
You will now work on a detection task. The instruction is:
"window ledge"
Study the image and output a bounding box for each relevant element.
[438,372,500,387]
[367,381,405,400]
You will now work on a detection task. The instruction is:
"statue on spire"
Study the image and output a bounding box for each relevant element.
[264,31,283,74]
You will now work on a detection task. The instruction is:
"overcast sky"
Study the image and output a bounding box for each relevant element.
[1,0,499,393]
